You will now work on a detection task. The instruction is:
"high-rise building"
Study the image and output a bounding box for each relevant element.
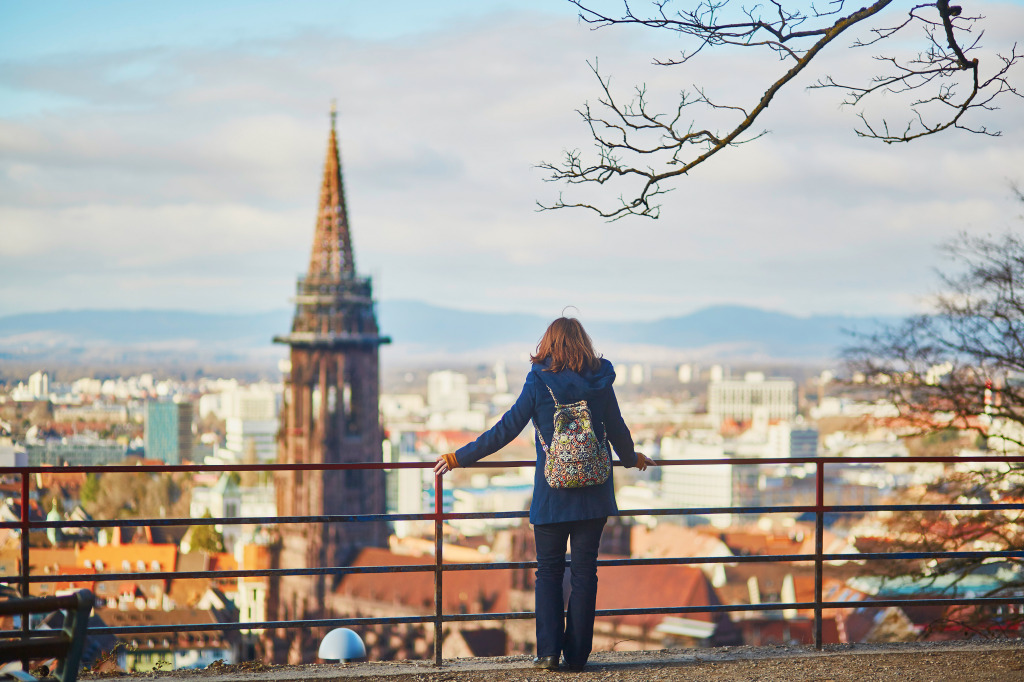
[143,400,193,464]
[222,385,279,463]
[224,418,277,463]
[27,370,49,399]
[269,107,390,663]
[707,372,796,425]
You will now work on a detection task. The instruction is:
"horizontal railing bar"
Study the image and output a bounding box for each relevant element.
[594,550,1024,567]
[594,554,796,566]
[46,615,439,636]
[438,612,535,623]
[812,503,1024,513]
[3,453,1024,476]
[4,511,445,530]
[415,510,531,521]
[3,561,546,586]
[8,502,1023,533]
[590,596,1024,619]
[600,603,821,617]
[840,550,1024,562]
[1,511,535,531]
[3,563,444,585]
[818,596,1024,609]
[434,607,814,624]
[618,503,1024,517]
[2,462,440,475]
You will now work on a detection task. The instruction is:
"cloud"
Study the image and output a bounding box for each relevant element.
[0,3,1022,321]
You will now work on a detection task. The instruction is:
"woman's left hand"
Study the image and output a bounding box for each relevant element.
[635,452,657,471]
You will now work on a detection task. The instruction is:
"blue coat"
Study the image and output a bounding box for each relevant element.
[454,358,639,525]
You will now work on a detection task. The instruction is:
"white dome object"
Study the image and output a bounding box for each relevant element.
[317,628,366,662]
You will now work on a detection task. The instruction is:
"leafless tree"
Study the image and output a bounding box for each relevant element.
[845,224,1024,446]
[540,0,1021,220]
[844,194,1024,635]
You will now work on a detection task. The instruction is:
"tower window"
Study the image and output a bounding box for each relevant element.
[343,381,361,435]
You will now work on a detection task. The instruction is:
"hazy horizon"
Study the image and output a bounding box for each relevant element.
[0,298,904,323]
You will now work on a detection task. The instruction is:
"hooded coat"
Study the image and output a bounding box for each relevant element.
[454,358,639,525]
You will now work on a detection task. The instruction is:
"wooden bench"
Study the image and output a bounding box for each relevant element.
[0,590,94,682]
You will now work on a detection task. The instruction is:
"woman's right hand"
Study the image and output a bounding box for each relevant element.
[433,452,459,476]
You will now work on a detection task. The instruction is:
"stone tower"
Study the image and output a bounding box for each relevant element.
[270,107,390,662]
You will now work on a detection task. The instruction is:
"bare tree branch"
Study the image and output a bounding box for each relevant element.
[540,0,1022,220]
[845,225,1024,448]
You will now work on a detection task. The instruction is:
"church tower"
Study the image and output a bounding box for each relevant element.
[270,106,389,662]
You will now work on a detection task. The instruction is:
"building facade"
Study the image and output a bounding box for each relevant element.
[707,372,797,425]
[224,418,277,463]
[269,109,390,663]
[143,400,193,464]
[27,439,126,466]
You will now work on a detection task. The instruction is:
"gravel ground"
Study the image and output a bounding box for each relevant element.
[78,640,1024,682]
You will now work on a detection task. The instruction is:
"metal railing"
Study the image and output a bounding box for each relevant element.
[3,454,1024,668]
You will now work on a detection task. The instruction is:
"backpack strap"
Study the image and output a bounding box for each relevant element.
[535,383,561,453]
[534,424,550,454]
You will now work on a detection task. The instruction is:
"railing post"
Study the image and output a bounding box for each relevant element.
[814,460,824,650]
[20,471,30,669]
[433,470,443,667]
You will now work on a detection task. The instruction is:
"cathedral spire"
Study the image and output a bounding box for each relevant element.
[307,102,354,280]
[276,105,389,343]
[271,107,389,662]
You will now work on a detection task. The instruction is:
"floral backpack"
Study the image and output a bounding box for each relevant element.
[536,384,611,489]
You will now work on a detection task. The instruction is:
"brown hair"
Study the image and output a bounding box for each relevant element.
[530,317,601,373]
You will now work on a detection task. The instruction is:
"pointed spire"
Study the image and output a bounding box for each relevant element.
[307,102,354,280]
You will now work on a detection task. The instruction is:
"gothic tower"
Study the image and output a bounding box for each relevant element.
[270,107,389,662]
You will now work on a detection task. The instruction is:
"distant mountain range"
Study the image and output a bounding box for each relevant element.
[0,301,901,366]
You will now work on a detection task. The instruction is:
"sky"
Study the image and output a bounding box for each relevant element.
[1,0,1023,322]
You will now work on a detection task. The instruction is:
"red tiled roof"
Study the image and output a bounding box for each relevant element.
[209,552,238,571]
[336,548,510,614]
[719,531,805,557]
[77,541,177,573]
[57,566,96,575]
[596,563,718,628]
[630,524,733,560]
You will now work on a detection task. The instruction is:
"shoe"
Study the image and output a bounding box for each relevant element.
[563,662,585,672]
[532,656,560,671]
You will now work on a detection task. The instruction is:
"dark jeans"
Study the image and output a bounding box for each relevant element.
[533,516,607,667]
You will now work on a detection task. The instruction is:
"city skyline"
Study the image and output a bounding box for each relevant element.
[2,1,1024,322]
